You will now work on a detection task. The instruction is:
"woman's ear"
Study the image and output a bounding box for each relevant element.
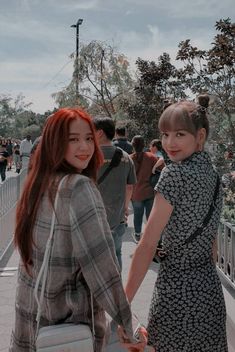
[95,129,103,141]
[197,128,206,151]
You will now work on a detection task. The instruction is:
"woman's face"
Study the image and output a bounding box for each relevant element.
[161,129,202,163]
[65,117,95,172]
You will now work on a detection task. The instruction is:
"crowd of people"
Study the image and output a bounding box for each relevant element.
[0,135,33,182]
[5,95,230,351]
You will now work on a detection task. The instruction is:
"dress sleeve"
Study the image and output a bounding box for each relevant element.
[155,164,183,206]
[69,177,133,337]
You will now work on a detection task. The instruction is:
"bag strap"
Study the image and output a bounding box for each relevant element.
[34,175,95,339]
[185,174,220,244]
[97,147,123,185]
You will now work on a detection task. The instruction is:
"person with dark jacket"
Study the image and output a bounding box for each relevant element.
[113,126,133,154]
[0,144,9,182]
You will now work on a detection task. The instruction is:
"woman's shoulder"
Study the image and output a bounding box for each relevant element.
[161,162,182,175]
[63,174,94,190]
[57,174,99,205]
[158,163,185,188]
[144,152,158,161]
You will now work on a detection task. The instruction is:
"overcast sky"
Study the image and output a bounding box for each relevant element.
[0,0,234,113]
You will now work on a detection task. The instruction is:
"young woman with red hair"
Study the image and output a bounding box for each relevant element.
[10,108,146,352]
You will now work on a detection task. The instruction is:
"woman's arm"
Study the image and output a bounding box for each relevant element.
[152,158,164,174]
[125,192,173,302]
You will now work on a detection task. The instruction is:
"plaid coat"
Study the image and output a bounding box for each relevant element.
[10,174,133,351]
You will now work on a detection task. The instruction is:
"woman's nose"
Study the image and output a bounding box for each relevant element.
[79,139,89,150]
[166,135,176,147]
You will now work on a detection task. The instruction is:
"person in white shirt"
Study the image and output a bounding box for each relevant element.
[20,135,32,169]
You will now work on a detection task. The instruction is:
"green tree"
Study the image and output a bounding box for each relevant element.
[0,93,32,137]
[77,40,134,118]
[0,95,15,136]
[52,82,89,110]
[126,53,186,142]
[0,93,51,140]
[176,18,235,145]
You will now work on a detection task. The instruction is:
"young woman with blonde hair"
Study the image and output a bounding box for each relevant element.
[121,95,228,352]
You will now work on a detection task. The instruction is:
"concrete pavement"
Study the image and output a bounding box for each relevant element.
[0,215,235,351]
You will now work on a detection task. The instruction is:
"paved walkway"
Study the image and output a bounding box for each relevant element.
[0,215,235,351]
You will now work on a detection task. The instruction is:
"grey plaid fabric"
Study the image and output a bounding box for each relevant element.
[10,175,133,351]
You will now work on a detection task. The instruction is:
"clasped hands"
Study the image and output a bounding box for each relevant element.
[117,325,148,352]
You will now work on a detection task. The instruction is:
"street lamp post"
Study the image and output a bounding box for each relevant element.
[71,18,83,99]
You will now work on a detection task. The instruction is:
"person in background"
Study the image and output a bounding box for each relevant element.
[93,117,136,270]
[6,138,13,170]
[20,134,32,169]
[28,136,42,171]
[113,126,133,155]
[121,95,228,352]
[149,139,163,158]
[13,143,21,173]
[149,139,165,175]
[10,108,146,352]
[0,144,9,182]
[130,135,158,243]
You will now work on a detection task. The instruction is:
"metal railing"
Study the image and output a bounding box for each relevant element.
[0,169,27,266]
[1,170,235,294]
[217,220,235,292]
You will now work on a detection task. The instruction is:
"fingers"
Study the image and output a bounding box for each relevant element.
[138,326,148,343]
[121,341,146,351]
[117,325,129,343]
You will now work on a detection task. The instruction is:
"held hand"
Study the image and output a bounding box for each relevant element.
[117,325,147,351]
[124,207,129,223]
[152,165,156,174]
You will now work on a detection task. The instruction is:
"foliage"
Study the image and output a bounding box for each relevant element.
[176,18,235,145]
[0,95,15,136]
[52,81,89,110]
[126,53,186,142]
[125,18,235,158]
[0,94,53,140]
[52,41,135,119]
[76,40,135,118]
[0,93,32,138]
[222,173,235,223]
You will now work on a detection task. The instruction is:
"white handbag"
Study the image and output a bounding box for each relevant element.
[34,176,94,352]
[36,324,93,352]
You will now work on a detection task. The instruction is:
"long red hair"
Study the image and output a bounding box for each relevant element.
[14,108,103,273]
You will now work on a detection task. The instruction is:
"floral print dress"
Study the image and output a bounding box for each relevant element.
[147,152,228,352]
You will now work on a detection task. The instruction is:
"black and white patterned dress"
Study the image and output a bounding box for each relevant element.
[147,151,228,352]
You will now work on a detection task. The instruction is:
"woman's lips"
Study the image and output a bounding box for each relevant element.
[168,150,179,156]
[77,155,89,161]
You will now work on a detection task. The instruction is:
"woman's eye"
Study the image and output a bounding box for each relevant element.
[87,137,94,141]
[176,132,184,137]
[69,138,79,142]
